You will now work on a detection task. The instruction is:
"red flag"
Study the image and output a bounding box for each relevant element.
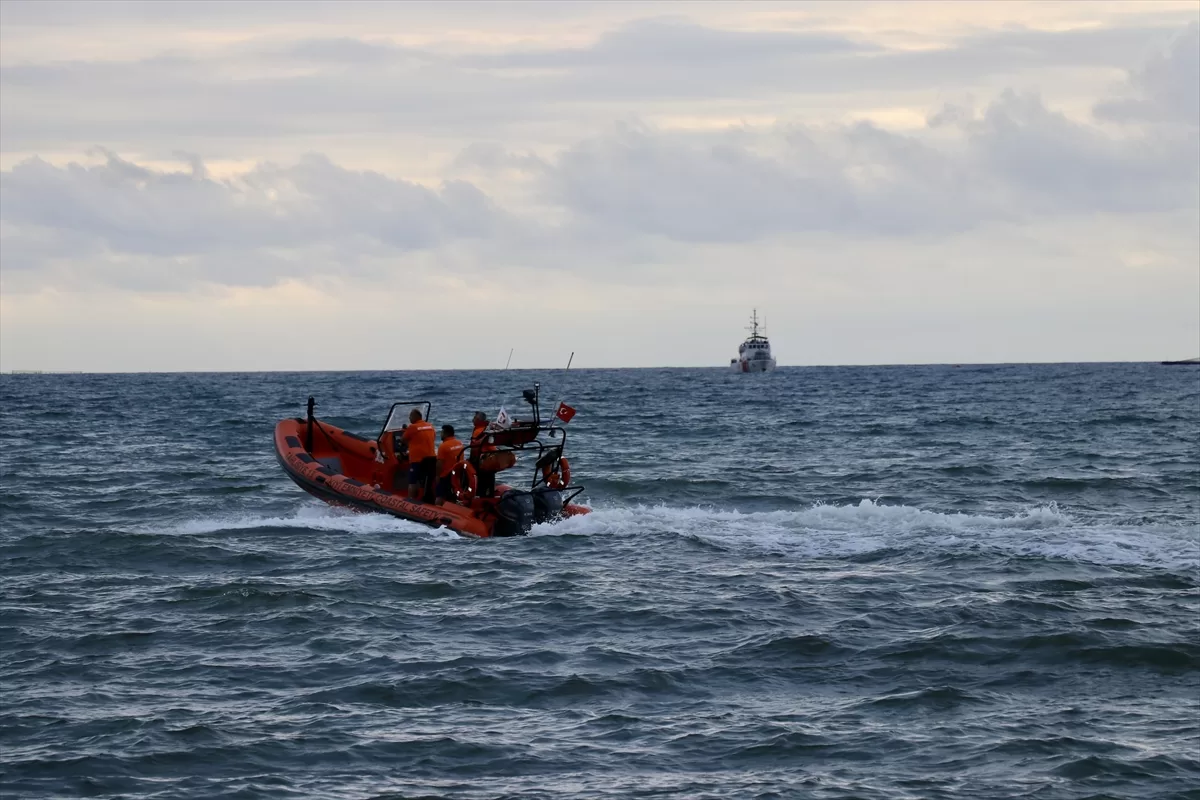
[555,402,577,424]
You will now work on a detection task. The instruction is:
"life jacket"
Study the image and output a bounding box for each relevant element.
[471,423,496,459]
[402,420,437,462]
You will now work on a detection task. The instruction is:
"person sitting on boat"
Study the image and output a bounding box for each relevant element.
[401,408,437,502]
[470,411,497,498]
[435,424,465,505]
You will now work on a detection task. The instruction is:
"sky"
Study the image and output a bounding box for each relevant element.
[0,0,1197,371]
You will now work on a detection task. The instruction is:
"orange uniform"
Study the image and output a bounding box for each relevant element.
[471,423,496,459]
[402,420,436,462]
[437,436,465,478]
[470,422,499,497]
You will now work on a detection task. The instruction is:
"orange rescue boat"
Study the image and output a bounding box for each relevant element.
[274,385,589,538]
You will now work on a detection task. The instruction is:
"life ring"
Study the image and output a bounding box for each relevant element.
[543,457,571,489]
[450,461,477,504]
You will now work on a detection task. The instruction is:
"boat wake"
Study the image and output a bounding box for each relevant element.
[536,499,1198,571]
[160,499,1198,571]
[164,504,437,537]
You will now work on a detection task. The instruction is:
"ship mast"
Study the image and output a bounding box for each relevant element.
[747,309,762,339]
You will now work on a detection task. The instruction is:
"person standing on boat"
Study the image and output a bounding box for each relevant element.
[470,411,497,498]
[402,408,437,502]
[435,424,465,505]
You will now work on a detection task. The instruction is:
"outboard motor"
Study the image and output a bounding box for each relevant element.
[531,488,564,525]
[492,489,535,537]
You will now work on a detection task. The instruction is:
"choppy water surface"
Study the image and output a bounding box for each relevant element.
[2,364,1198,799]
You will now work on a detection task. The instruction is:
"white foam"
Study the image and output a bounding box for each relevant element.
[155,497,1196,570]
[533,499,1199,570]
[161,502,437,537]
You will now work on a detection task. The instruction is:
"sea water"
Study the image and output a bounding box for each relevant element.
[1,364,1197,799]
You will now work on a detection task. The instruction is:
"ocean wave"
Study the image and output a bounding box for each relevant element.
[5,365,1198,800]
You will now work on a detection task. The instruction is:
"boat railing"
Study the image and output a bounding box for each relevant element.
[476,422,582,494]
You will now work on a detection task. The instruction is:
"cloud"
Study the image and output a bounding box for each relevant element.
[1095,22,1200,125]
[517,26,1199,242]
[967,90,1198,214]
[282,37,422,66]
[3,16,1194,157]
[458,17,876,70]
[0,150,505,288]
[2,3,1197,370]
[529,85,1197,242]
[1,12,1196,300]
[5,79,1195,296]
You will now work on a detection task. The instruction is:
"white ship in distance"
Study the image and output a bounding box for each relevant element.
[730,310,776,373]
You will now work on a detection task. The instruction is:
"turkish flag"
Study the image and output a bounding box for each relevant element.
[555,402,577,424]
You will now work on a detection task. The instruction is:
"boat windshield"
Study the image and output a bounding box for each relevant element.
[381,402,432,433]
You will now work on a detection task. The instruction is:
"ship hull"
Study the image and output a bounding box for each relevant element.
[732,358,777,373]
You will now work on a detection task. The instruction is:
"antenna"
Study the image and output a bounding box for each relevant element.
[747,309,762,338]
[550,351,576,433]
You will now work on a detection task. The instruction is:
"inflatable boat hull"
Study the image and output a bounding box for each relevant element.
[274,418,587,538]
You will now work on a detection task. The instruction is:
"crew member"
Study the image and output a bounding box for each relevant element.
[470,411,497,497]
[435,424,465,505]
[401,408,437,502]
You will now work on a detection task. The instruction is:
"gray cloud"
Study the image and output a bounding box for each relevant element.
[1095,22,1200,125]
[461,17,1191,85]
[0,150,505,287]
[3,18,1194,155]
[970,90,1198,214]
[538,124,866,242]
[531,87,1197,242]
[0,0,618,27]
[5,80,1194,293]
[281,37,425,66]
[2,12,1196,292]
[518,28,1199,241]
[458,17,876,70]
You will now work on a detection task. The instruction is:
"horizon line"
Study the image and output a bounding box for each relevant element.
[2,358,1193,376]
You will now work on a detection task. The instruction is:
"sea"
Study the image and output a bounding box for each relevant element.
[1,364,1197,800]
